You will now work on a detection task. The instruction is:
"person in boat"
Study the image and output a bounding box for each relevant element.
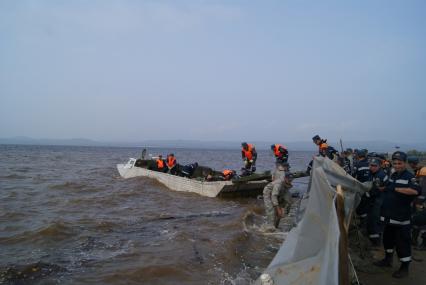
[222,169,236,181]
[366,158,389,246]
[263,162,293,229]
[241,142,257,174]
[271,144,289,164]
[166,153,177,175]
[156,155,166,172]
[180,163,198,178]
[374,151,421,278]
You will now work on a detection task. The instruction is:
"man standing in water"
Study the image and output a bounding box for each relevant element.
[263,162,292,230]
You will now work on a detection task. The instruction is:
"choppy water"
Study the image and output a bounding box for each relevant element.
[0,145,313,285]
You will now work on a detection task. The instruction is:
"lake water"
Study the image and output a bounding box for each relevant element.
[0,145,314,284]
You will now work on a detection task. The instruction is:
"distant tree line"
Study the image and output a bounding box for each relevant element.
[407,149,426,159]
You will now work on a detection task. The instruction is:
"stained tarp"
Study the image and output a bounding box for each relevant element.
[256,157,369,285]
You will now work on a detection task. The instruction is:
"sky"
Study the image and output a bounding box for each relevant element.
[0,0,425,143]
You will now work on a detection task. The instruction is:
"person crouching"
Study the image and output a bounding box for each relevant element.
[263,162,292,229]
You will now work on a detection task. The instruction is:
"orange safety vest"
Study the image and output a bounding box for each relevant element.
[223,169,233,177]
[381,160,390,169]
[319,142,328,151]
[157,159,164,169]
[415,167,422,178]
[273,144,287,157]
[167,156,176,168]
[242,144,254,160]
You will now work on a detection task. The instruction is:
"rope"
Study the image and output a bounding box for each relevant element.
[348,254,360,285]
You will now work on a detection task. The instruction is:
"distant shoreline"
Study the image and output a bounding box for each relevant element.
[0,137,425,152]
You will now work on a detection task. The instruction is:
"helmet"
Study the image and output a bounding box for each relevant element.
[391,151,407,162]
[407,156,419,164]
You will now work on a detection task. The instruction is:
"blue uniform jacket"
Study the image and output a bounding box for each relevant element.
[381,169,421,224]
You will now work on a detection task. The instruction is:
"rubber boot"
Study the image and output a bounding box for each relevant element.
[392,262,409,278]
[373,252,393,267]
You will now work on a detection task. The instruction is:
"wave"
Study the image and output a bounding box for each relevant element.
[0,221,77,245]
[49,181,88,191]
[1,174,27,179]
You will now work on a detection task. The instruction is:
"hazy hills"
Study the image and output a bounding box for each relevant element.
[0,136,425,152]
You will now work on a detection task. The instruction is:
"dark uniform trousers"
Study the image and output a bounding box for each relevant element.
[382,221,412,262]
[366,170,388,239]
[367,196,383,239]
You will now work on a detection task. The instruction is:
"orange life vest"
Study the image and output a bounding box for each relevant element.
[223,169,233,177]
[381,160,390,169]
[167,156,176,168]
[319,142,328,151]
[273,144,287,157]
[415,167,423,178]
[157,159,164,169]
[242,144,254,160]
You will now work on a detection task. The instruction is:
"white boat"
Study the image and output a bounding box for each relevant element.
[117,158,269,198]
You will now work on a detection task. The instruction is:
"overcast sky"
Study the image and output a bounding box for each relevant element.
[1,0,425,143]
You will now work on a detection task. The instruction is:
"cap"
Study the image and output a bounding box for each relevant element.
[369,158,381,166]
[241,142,248,148]
[391,151,407,162]
[407,156,419,164]
[345,148,353,153]
[312,135,321,141]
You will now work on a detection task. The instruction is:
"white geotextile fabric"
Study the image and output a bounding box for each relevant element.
[257,157,368,285]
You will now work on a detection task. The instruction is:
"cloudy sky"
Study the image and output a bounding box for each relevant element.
[1,0,425,143]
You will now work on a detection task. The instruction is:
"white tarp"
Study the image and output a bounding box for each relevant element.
[256,157,369,285]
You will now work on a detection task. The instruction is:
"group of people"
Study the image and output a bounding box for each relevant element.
[151,142,289,181]
[152,136,426,279]
[311,135,426,279]
[154,153,178,174]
